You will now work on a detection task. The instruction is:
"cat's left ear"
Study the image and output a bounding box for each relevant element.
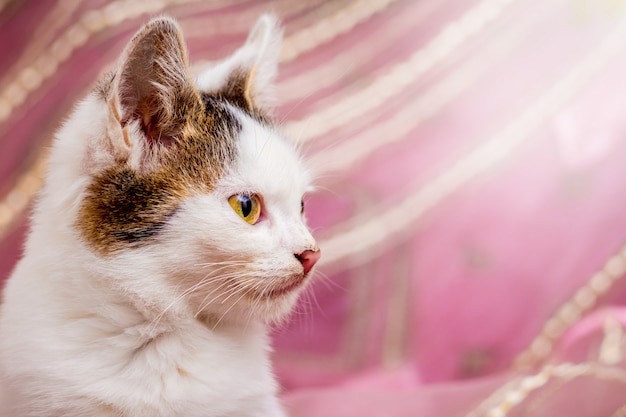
[105,17,200,168]
[195,14,283,112]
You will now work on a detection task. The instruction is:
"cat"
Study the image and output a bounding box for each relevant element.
[0,14,320,417]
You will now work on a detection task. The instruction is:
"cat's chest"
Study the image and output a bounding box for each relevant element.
[61,320,278,416]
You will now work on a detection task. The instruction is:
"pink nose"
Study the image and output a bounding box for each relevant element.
[295,249,321,276]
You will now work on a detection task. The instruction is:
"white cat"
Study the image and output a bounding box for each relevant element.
[0,15,320,417]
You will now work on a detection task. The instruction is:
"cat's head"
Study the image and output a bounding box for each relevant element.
[44,16,319,325]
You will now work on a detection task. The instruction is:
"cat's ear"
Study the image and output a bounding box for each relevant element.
[107,17,199,163]
[196,14,283,112]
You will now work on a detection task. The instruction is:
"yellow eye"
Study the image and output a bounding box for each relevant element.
[228,194,261,225]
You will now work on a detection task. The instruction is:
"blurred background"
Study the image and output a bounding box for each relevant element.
[2,0,626,415]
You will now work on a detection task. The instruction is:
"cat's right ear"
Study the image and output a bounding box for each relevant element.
[105,17,200,169]
[195,14,283,113]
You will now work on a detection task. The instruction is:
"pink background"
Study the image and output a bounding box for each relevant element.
[1,1,626,415]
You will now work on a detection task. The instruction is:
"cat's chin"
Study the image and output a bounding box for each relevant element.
[256,293,303,324]
[240,273,309,323]
[196,292,302,327]
[260,284,310,324]
[252,272,309,300]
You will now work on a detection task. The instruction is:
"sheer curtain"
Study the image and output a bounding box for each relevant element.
[1,1,626,415]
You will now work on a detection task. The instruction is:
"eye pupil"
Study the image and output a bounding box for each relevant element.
[301,199,305,214]
[240,196,252,217]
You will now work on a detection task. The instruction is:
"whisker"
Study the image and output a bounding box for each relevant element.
[313,270,344,292]
[194,271,260,315]
[194,275,249,315]
[194,260,249,268]
[305,284,327,320]
[147,265,246,332]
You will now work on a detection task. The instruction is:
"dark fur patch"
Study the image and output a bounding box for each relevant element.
[77,99,240,255]
[80,167,180,248]
[212,69,271,124]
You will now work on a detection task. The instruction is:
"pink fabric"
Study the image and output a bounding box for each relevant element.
[2,1,626,415]
[283,308,626,416]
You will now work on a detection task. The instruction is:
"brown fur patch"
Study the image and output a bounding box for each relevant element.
[77,99,240,255]
[213,69,271,123]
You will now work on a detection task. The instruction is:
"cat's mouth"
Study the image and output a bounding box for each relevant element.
[255,273,308,299]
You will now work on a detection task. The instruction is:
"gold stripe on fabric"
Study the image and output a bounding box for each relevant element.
[513,245,626,370]
[0,0,84,97]
[285,0,517,144]
[277,0,440,105]
[464,378,525,417]
[182,0,316,42]
[317,16,626,271]
[308,1,548,176]
[0,150,46,241]
[478,363,626,417]
[280,0,401,63]
[599,315,626,366]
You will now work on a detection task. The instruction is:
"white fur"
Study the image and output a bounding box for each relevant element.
[0,15,314,417]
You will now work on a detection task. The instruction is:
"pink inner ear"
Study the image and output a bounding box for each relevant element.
[113,19,195,153]
[140,113,178,149]
[143,129,177,149]
[147,133,177,149]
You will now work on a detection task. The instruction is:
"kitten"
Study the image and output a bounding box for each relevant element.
[0,15,320,417]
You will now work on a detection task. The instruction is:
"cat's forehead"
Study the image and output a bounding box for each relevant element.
[228,110,309,198]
